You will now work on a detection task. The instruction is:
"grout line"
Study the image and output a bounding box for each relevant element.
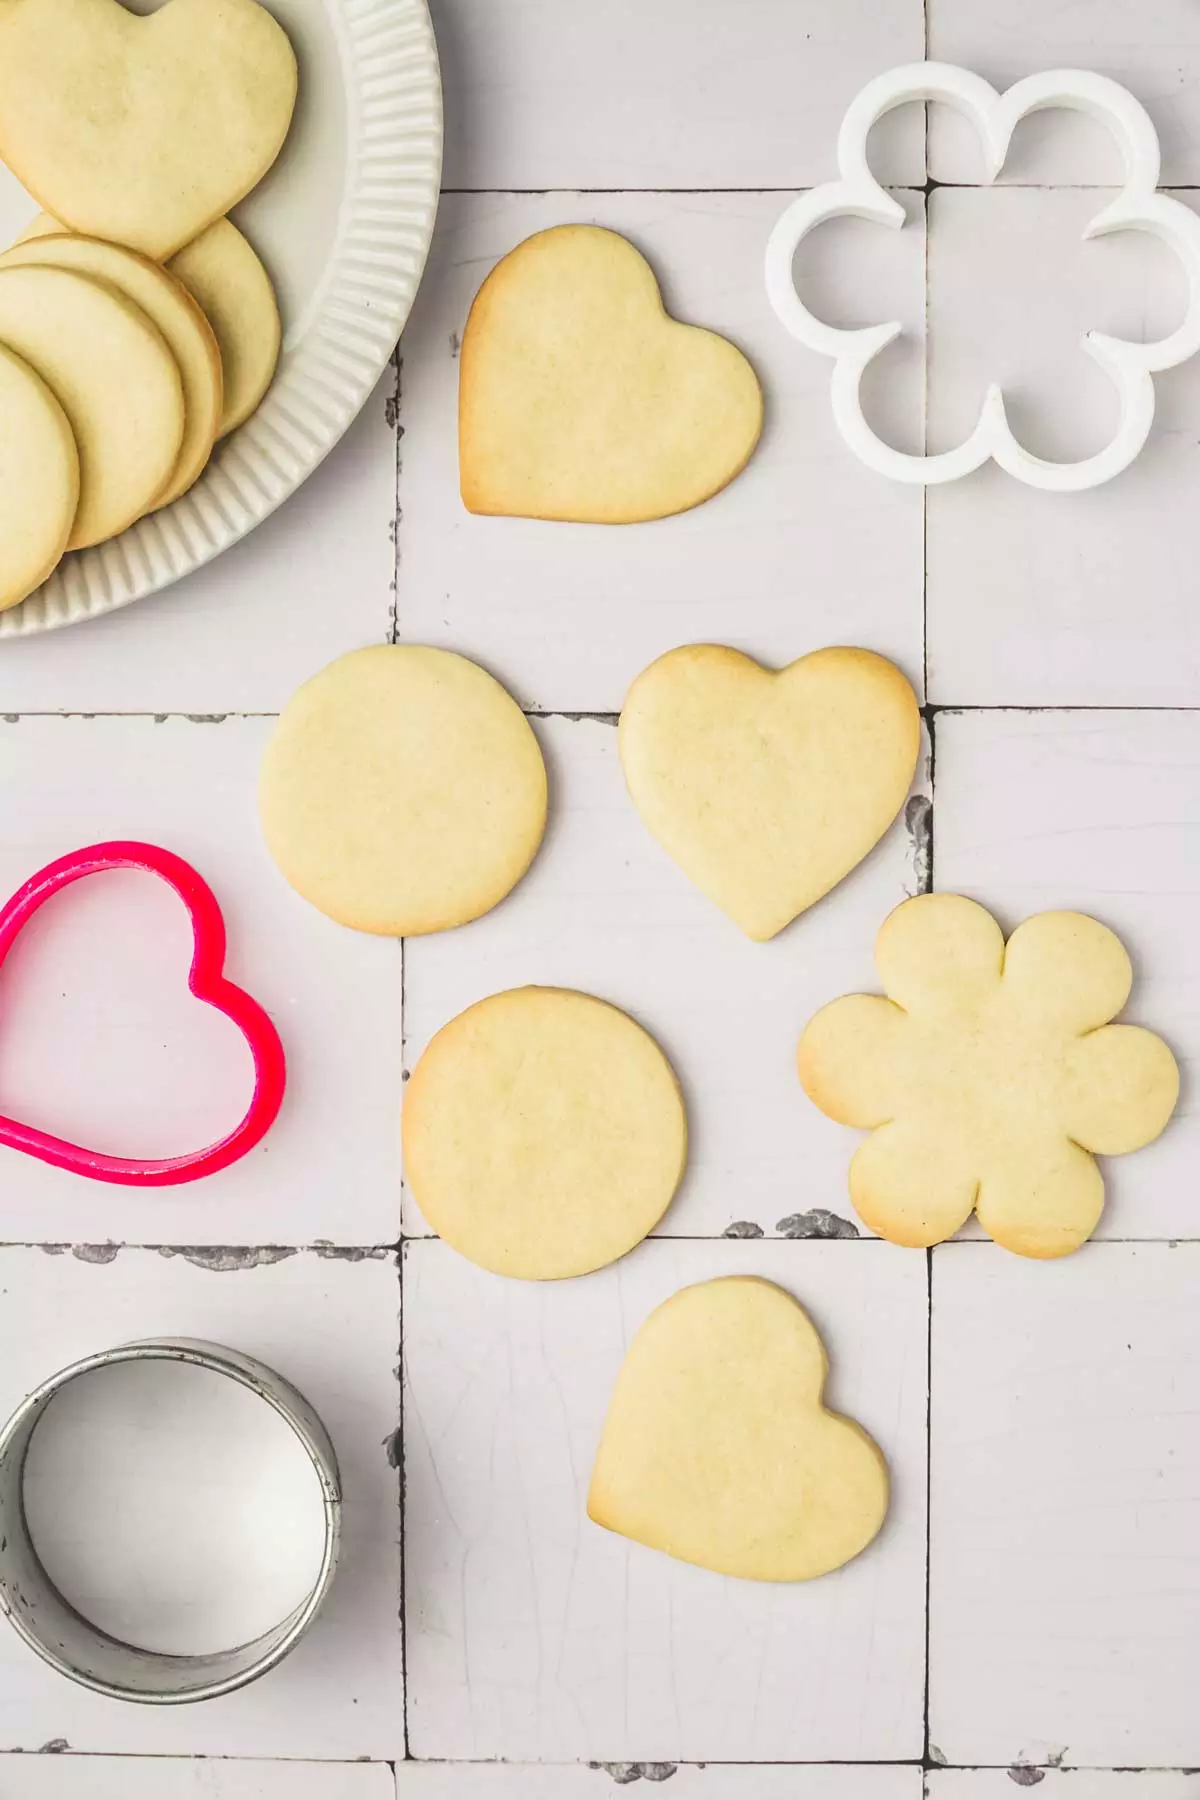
[922,1246,935,1772]
[10,704,1200,722]
[0,711,280,720]
[528,709,619,723]
[907,180,1200,192]
[916,46,935,1717]
[438,184,931,196]
[924,713,936,895]
[389,347,403,647]
[0,1241,401,1250]
[437,180,1182,194]
[399,883,410,1762]
[0,1764,1194,1778]
[922,702,1200,715]
[1,1752,1198,1772]
[920,0,931,701]
[0,1241,399,1258]
[400,926,409,1119]
[921,231,930,702]
[397,1241,411,1759]
[7,1235,1189,1255]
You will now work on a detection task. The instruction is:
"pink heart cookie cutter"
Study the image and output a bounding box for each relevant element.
[0,841,286,1185]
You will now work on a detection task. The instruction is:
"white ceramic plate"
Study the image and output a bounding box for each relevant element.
[0,0,442,637]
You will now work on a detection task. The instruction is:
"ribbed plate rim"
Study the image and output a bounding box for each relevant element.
[0,0,443,638]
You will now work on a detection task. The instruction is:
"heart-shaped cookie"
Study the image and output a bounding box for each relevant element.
[588,1276,889,1582]
[0,0,297,259]
[619,644,921,941]
[459,225,763,523]
[0,841,285,1184]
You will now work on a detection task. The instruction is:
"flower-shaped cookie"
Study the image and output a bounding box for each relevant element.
[798,895,1179,1258]
[765,63,1200,491]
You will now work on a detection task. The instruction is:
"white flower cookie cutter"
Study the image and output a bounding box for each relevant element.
[765,62,1200,491]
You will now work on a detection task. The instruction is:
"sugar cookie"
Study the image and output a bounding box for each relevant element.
[799,895,1180,1258]
[620,644,921,940]
[0,342,79,611]
[12,213,62,246]
[0,263,183,549]
[0,0,298,259]
[589,1277,889,1581]
[403,987,688,1280]
[0,233,222,509]
[460,225,764,523]
[19,211,279,437]
[260,646,548,936]
[169,218,280,436]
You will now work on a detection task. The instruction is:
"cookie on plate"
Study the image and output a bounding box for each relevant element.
[19,209,279,442]
[0,342,79,611]
[1,231,222,509]
[0,262,184,548]
[0,0,298,259]
[169,218,280,437]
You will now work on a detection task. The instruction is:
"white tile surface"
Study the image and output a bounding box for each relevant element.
[7,0,1200,1783]
[932,708,1198,1242]
[929,1242,1200,1769]
[395,1767,921,1799]
[928,1,1200,184]
[0,717,401,1246]
[924,187,1200,707]
[0,1759,393,1798]
[0,1249,402,1758]
[929,1777,1200,1799]
[431,0,925,189]
[403,714,930,1240]
[396,190,926,713]
[403,1236,928,1763]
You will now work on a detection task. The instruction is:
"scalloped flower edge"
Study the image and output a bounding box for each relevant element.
[764,62,1200,492]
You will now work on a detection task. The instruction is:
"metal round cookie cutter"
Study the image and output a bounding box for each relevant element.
[0,1339,341,1703]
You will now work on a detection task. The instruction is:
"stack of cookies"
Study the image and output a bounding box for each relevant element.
[0,0,299,614]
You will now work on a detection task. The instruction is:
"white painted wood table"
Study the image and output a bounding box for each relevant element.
[1,0,1199,1793]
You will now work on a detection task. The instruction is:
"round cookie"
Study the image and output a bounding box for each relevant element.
[259,646,548,936]
[0,342,79,611]
[0,232,222,509]
[0,263,183,549]
[403,987,689,1280]
[170,218,281,437]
